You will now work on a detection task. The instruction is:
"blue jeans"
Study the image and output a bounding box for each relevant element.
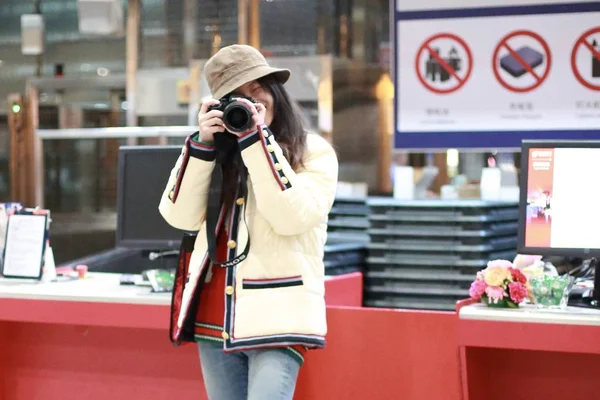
[198,341,300,400]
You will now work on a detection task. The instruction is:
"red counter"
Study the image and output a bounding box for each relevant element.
[457,299,600,400]
[0,272,462,400]
[5,274,599,400]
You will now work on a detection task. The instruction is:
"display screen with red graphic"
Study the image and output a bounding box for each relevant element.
[523,145,600,252]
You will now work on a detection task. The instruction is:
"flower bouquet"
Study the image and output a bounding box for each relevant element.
[469,260,533,308]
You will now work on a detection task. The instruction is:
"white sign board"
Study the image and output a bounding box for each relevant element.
[394,0,600,148]
[397,0,598,12]
[398,11,600,132]
[1,213,47,280]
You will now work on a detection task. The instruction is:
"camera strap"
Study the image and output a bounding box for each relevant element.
[205,133,250,268]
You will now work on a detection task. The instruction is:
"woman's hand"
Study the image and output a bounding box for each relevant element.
[198,99,225,143]
[236,98,267,132]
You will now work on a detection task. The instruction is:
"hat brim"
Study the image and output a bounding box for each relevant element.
[211,65,291,99]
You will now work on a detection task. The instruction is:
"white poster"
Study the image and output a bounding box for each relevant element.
[397,10,600,133]
[2,214,47,279]
[397,0,598,12]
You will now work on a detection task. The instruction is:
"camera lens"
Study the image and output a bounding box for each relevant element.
[227,108,249,130]
[223,102,253,133]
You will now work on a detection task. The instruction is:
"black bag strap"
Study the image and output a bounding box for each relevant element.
[205,132,250,268]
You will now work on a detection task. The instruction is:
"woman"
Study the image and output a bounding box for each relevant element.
[159,44,338,400]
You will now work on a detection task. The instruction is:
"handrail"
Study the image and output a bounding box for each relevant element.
[27,75,127,91]
[36,126,197,140]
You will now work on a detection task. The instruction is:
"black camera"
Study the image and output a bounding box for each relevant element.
[209,95,257,134]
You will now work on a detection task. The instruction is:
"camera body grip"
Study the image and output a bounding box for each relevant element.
[208,94,257,134]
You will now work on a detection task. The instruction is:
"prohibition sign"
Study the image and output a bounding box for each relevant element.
[415,33,473,94]
[571,27,600,91]
[492,30,552,93]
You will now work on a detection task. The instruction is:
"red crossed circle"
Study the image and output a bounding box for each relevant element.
[571,27,600,91]
[415,33,473,94]
[492,30,552,93]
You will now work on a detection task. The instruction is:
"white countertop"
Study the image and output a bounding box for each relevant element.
[0,273,171,306]
[460,303,600,327]
[0,272,347,308]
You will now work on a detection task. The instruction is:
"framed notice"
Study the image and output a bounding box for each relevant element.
[1,211,48,280]
[394,0,600,150]
[0,203,22,254]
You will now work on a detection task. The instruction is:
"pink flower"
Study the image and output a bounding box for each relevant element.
[485,286,506,303]
[508,282,528,304]
[487,259,515,269]
[469,279,487,300]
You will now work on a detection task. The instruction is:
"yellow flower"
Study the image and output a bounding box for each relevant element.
[484,267,511,287]
[526,282,535,303]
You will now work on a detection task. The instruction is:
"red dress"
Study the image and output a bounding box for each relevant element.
[194,225,307,365]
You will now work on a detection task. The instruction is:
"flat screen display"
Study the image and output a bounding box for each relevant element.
[523,145,600,252]
[117,146,183,249]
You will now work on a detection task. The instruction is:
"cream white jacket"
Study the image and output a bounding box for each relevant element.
[159,124,338,350]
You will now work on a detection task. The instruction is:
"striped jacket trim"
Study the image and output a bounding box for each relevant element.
[238,129,260,150]
[188,134,216,161]
[255,125,292,191]
[195,335,306,365]
[195,322,222,330]
[242,275,304,290]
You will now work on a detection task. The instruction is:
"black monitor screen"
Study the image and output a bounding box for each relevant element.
[518,140,600,257]
[117,146,184,249]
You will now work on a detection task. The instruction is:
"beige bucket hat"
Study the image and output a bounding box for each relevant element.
[204,45,291,99]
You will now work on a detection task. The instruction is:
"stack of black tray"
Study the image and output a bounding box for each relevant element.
[364,198,519,311]
[323,241,366,276]
[327,197,369,243]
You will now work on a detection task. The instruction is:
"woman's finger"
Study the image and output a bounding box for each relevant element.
[205,125,225,134]
[199,99,221,114]
[201,117,225,127]
[236,98,258,115]
[255,103,266,114]
[198,111,223,126]
[202,109,224,119]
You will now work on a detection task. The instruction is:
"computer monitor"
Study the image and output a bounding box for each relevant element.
[116,145,184,250]
[518,140,600,306]
[518,140,600,257]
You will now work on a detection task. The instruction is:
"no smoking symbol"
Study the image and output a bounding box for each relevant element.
[571,27,600,91]
[415,33,473,94]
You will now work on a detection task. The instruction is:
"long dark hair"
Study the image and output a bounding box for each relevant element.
[221,74,307,207]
